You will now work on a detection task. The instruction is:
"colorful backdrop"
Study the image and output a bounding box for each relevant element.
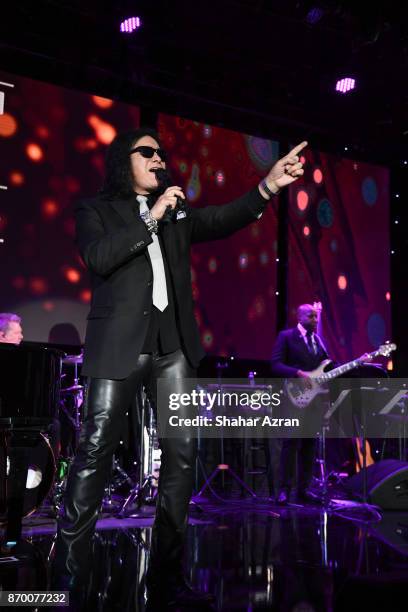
[0,69,140,343]
[158,114,279,359]
[0,71,390,364]
[287,149,391,362]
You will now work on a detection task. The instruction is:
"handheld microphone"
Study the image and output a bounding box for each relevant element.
[153,168,187,222]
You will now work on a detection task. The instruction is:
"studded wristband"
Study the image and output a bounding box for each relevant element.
[140,210,158,234]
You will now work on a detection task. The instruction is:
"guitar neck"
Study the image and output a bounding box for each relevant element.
[321,359,361,381]
[315,344,394,384]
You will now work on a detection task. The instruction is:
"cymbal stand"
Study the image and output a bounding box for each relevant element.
[102,452,138,513]
[72,362,83,451]
[117,396,158,517]
[52,383,84,516]
[102,456,119,511]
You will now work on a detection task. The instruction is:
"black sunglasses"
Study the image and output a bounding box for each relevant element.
[130,145,167,162]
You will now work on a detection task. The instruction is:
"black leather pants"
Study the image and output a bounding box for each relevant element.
[54,349,196,583]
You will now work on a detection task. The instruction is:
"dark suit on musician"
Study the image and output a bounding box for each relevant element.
[271,326,329,499]
[55,186,269,587]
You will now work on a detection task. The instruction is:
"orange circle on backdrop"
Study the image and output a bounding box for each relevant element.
[297,190,309,211]
[65,268,81,283]
[26,143,44,162]
[42,199,59,218]
[0,113,18,137]
[9,171,24,186]
[338,275,347,290]
[80,289,91,303]
[313,168,323,184]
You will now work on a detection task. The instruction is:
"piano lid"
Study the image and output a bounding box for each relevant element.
[0,342,64,425]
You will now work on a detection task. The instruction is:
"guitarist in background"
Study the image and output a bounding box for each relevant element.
[271,303,330,504]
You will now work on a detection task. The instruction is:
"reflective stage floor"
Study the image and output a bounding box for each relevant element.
[1,496,408,611]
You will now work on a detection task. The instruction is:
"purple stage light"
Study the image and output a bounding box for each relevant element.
[120,16,142,33]
[335,78,356,94]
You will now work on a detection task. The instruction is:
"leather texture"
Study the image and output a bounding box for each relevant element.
[54,349,195,581]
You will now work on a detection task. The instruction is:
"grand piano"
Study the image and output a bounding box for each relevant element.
[0,342,63,542]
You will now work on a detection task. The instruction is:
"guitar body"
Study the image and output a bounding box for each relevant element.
[307,359,333,378]
[285,359,332,409]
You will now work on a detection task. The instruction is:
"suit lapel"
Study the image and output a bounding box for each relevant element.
[108,198,188,269]
[293,327,309,357]
[110,198,140,226]
[110,198,153,265]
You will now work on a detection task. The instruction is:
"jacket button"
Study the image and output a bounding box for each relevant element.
[147,280,152,287]
[143,310,149,316]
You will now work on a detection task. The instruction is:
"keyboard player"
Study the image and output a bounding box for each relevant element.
[0,313,23,345]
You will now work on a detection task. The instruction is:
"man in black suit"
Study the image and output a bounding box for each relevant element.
[54,127,307,606]
[271,303,329,504]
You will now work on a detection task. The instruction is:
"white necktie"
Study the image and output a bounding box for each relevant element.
[137,196,168,311]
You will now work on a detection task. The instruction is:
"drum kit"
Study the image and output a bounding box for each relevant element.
[1,350,160,525]
[7,350,406,525]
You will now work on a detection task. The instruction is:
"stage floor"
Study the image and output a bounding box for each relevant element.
[1,495,408,611]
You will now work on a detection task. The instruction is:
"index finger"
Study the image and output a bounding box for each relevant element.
[288,141,308,157]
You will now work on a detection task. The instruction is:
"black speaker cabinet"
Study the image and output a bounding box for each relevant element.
[345,460,408,510]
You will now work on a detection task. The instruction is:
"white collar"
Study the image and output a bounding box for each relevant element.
[297,323,313,337]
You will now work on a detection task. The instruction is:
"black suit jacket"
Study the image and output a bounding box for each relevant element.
[76,186,268,378]
[270,327,329,378]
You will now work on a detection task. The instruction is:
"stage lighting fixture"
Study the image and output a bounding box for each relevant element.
[335,78,356,94]
[306,7,324,24]
[120,16,142,33]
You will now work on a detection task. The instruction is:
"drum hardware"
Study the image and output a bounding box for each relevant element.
[61,353,84,436]
[47,354,85,515]
[60,384,84,393]
[61,352,84,366]
[117,397,160,517]
[110,457,135,489]
[59,370,84,460]
[59,388,83,435]
[101,456,137,512]
[51,457,72,517]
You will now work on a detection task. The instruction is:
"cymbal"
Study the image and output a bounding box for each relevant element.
[62,353,83,365]
[61,384,84,394]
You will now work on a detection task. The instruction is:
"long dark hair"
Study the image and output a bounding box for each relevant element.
[99,127,162,199]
